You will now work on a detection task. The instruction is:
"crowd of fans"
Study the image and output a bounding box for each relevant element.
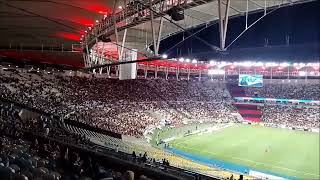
[261,105,320,128]
[0,67,235,137]
[0,63,319,179]
[0,65,319,138]
[0,100,158,180]
[243,81,320,100]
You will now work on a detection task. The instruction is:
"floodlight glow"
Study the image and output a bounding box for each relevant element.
[280,62,290,67]
[266,62,277,67]
[161,54,168,59]
[219,61,228,67]
[118,6,123,9]
[208,69,225,75]
[209,60,216,65]
[299,63,306,67]
[293,63,298,66]
[255,62,264,66]
[95,20,99,23]
[178,58,184,62]
[299,71,306,76]
[185,58,190,63]
[192,59,197,64]
[241,61,253,67]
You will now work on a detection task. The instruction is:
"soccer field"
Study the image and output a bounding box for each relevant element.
[170,124,320,180]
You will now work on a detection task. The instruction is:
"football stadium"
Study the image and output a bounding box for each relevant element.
[0,0,319,180]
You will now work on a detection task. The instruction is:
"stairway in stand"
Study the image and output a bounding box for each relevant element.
[227,83,262,123]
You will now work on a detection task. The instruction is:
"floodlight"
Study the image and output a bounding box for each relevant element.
[240,61,253,67]
[280,62,290,67]
[192,59,197,64]
[185,58,190,63]
[255,62,264,66]
[266,62,277,67]
[220,61,227,66]
[299,71,306,76]
[178,58,184,62]
[162,54,168,59]
[209,60,216,65]
[208,69,225,75]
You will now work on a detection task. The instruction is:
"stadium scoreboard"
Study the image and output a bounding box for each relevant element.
[238,74,263,87]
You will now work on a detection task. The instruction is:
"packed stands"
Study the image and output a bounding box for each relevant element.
[0,66,236,137]
[0,100,218,180]
[261,104,320,129]
[1,62,319,179]
[242,81,320,100]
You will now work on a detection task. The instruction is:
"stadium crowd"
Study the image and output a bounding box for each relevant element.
[0,65,319,138]
[0,100,158,180]
[262,105,320,128]
[243,81,320,100]
[0,67,235,137]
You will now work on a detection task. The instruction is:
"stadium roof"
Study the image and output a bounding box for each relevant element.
[0,0,311,52]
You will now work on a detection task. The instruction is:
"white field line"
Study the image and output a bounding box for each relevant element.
[173,144,319,177]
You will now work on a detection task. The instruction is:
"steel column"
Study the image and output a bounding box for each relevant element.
[218,0,224,50]
[149,0,157,56]
[246,0,248,29]
[120,29,128,61]
[218,0,231,50]
[222,0,231,50]
[155,17,164,55]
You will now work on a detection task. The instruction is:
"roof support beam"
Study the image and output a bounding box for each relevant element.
[221,1,243,14]
[218,0,231,50]
[246,0,248,29]
[248,0,264,8]
[119,29,128,60]
[149,0,157,56]
[155,17,164,55]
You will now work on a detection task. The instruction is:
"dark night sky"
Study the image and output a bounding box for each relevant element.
[158,1,320,61]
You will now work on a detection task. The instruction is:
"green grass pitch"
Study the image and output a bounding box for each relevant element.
[170,124,319,180]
